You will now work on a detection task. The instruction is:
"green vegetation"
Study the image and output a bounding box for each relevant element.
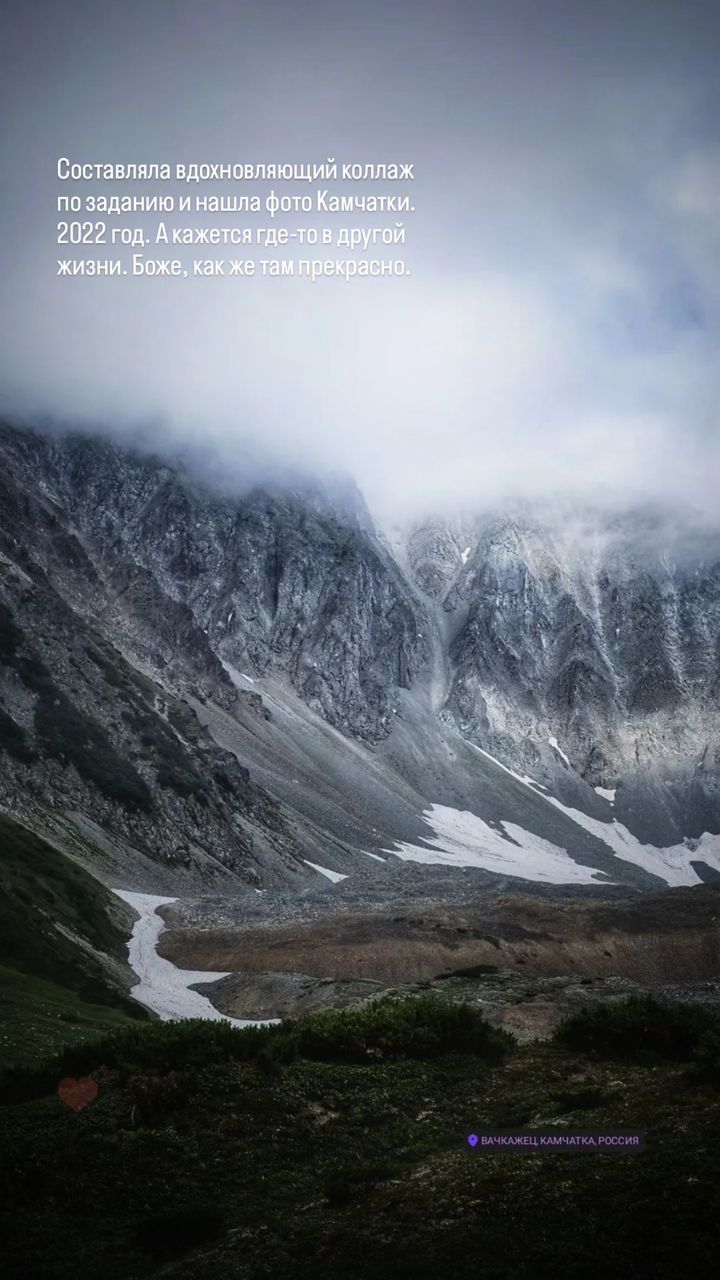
[0,965,135,1070]
[554,994,719,1061]
[122,704,207,802]
[1,601,152,810]
[1,999,720,1279]
[0,815,146,1040]
[288,993,514,1063]
[31,673,154,811]
[89,640,214,802]
[85,642,131,690]
[3,603,224,812]
[0,997,512,1101]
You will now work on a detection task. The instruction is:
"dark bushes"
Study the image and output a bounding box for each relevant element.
[555,995,720,1062]
[123,706,207,803]
[0,996,514,1103]
[127,1069,191,1124]
[0,814,144,1016]
[0,1018,276,1101]
[33,681,153,810]
[0,609,152,811]
[289,995,514,1064]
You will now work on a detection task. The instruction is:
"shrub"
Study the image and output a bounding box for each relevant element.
[0,1018,279,1102]
[0,996,514,1104]
[32,682,153,811]
[127,1069,191,1124]
[0,814,145,1019]
[323,1176,355,1208]
[290,994,514,1064]
[255,1037,298,1077]
[554,996,720,1061]
[85,644,128,689]
[126,706,207,803]
[55,1018,276,1076]
[322,1159,401,1207]
[554,1087,609,1111]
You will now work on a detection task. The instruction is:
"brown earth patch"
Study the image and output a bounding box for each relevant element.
[159,885,720,986]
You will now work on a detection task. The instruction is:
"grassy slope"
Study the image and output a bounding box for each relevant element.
[1,1009,719,1280]
[0,814,142,1068]
[0,966,135,1068]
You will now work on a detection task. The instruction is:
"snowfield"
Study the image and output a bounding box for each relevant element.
[541,791,720,887]
[383,744,720,887]
[113,890,278,1026]
[384,805,608,884]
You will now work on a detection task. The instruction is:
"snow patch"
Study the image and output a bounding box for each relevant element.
[539,793,720,888]
[461,546,471,564]
[465,743,720,887]
[595,787,616,803]
[113,890,277,1026]
[303,860,348,883]
[548,735,571,768]
[385,806,607,884]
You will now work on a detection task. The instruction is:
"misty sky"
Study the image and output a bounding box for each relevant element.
[0,0,719,521]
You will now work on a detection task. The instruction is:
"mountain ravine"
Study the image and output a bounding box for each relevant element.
[1,418,720,917]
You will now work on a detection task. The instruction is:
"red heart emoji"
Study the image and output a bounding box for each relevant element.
[57,1076,99,1112]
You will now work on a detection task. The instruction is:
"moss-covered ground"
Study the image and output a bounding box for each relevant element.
[0,964,136,1069]
[1,1001,719,1280]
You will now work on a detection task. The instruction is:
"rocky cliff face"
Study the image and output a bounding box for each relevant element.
[0,423,430,887]
[412,512,712,752]
[0,425,427,743]
[2,421,720,891]
[405,508,720,842]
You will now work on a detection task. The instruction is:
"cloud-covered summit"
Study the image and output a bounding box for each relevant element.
[0,0,718,520]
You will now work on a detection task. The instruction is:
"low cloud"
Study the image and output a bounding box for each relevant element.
[1,0,718,521]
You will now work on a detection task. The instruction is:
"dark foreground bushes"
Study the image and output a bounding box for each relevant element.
[0,1018,272,1101]
[555,995,720,1065]
[0,996,513,1102]
[291,993,514,1064]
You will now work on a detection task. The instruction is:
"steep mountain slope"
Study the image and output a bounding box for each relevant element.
[0,421,431,889]
[1,420,720,898]
[0,813,146,1067]
[405,507,720,846]
[0,423,426,742]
